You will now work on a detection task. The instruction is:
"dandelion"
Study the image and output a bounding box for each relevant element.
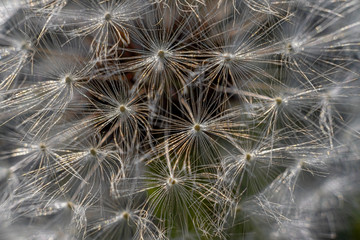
[87,196,165,240]
[194,5,286,90]
[273,0,360,80]
[1,0,360,239]
[0,9,43,89]
[5,185,90,240]
[220,129,325,198]
[53,0,144,58]
[227,72,349,150]
[0,123,63,180]
[0,53,93,134]
[152,87,246,168]
[116,154,226,239]
[82,77,150,148]
[49,134,124,201]
[119,6,199,98]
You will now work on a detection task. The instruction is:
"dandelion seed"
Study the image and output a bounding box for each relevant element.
[167,176,177,187]
[0,1,359,239]
[121,211,130,220]
[82,77,150,147]
[118,6,199,97]
[104,12,112,22]
[118,156,226,238]
[89,148,97,156]
[53,0,144,58]
[274,97,282,105]
[193,123,201,132]
[119,105,127,113]
[194,6,284,90]
[63,75,72,84]
[52,135,124,200]
[87,196,165,240]
[152,87,245,167]
[0,10,43,89]
[273,1,360,81]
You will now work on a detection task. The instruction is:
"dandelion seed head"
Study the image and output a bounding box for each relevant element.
[221,53,235,63]
[63,75,73,84]
[39,143,47,151]
[121,211,130,220]
[275,97,283,105]
[285,40,302,55]
[245,153,252,161]
[119,104,127,113]
[19,40,32,51]
[167,177,178,186]
[285,42,293,55]
[156,49,171,63]
[104,12,112,22]
[0,1,359,239]
[157,50,166,59]
[193,123,201,132]
[90,148,97,156]
[67,201,74,209]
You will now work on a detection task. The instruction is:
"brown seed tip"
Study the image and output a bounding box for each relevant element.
[90,148,97,156]
[223,53,234,62]
[67,201,74,209]
[21,41,32,51]
[122,211,130,220]
[64,76,72,84]
[119,105,126,113]
[104,13,111,21]
[194,124,201,132]
[168,177,177,186]
[39,144,46,151]
[286,42,293,53]
[157,50,165,58]
[275,97,282,105]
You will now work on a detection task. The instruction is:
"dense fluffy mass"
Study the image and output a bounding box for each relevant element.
[1,0,360,239]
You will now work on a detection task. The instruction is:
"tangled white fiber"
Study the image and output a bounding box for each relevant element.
[1,0,360,239]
